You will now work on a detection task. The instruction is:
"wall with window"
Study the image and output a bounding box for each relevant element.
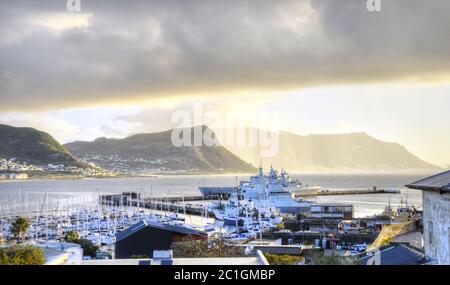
[422,190,450,264]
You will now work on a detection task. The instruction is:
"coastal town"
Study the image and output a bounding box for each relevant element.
[1,0,449,277]
[1,166,449,266]
[0,157,114,180]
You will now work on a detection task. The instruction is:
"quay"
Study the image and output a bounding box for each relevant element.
[99,187,400,218]
[297,187,400,197]
[99,192,218,217]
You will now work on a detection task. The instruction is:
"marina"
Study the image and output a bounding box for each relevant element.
[0,168,425,257]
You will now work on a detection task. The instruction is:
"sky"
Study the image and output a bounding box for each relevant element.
[0,0,450,166]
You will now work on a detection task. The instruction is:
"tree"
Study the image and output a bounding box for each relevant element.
[75,238,98,258]
[63,231,79,243]
[0,245,45,265]
[10,217,29,242]
[62,231,98,258]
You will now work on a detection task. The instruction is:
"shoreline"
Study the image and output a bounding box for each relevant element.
[0,170,437,184]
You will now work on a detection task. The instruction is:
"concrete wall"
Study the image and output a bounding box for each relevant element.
[422,190,450,264]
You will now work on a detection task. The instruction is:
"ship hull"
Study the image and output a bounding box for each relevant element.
[198,187,237,197]
[224,217,245,226]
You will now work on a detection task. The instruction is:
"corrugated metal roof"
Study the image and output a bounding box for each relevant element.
[115,220,149,242]
[251,245,302,256]
[360,244,427,265]
[162,223,208,236]
[115,220,207,242]
[405,170,450,191]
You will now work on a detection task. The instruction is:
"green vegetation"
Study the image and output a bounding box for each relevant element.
[369,222,414,250]
[172,235,244,258]
[276,223,285,230]
[10,217,29,242]
[130,254,149,259]
[310,251,359,265]
[63,231,79,243]
[0,124,82,166]
[264,253,303,265]
[75,239,98,258]
[379,237,393,247]
[0,244,45,265]
[63,231,98,258]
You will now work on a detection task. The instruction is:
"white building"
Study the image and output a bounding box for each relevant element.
[406,170,450,265]
[7,173,28,180]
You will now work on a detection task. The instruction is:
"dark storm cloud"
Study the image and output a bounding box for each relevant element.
[1,0,450,111]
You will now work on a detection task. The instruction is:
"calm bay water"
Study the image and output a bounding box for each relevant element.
[0,172,431,217]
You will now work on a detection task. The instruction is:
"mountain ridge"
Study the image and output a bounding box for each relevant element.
[0,124,84,167]
[223,128,441,172]
[64,126,256,174]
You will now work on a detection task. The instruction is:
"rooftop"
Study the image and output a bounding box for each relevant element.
[81,257,264,265]
[81,250,268,265]
[116,220,207,242]
[405,170,450,192]
[360,243,427,265]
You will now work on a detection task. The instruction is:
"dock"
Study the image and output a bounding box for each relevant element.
[99,187,400,218]
[99,193,220,217]
[297,188,400,197]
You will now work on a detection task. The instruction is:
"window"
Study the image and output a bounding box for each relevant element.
[429,222,433,245]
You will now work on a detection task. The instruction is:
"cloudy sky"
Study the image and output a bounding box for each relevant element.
[1,0,450,165]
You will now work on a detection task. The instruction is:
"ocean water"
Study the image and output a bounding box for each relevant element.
[0,172,431,217]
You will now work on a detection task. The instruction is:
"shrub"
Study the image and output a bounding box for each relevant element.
[311,251,359,265]
[264,253,303,265]
[130,254,149,259]
[74,238,99,258]
[172,235,244,258]
[0,244,45,265]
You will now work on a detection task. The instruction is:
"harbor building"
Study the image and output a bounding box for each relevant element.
[310,204,354,220]
[115,220,207,259]
[406,170,450,264]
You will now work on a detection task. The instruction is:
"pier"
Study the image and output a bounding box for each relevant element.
[99,187,401,218]
[99,193,219,217]
[297,188,400,197]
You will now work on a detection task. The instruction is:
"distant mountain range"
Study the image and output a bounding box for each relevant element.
[64,126,256,174]
[0,123,441,174]
[0,124,83,167]
[225,129,441,171]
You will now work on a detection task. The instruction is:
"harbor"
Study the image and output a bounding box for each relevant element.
[0,167,424,264]
[98,187,400,219]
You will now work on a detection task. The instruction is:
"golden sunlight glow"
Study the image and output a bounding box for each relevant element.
[30,13,92,32]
